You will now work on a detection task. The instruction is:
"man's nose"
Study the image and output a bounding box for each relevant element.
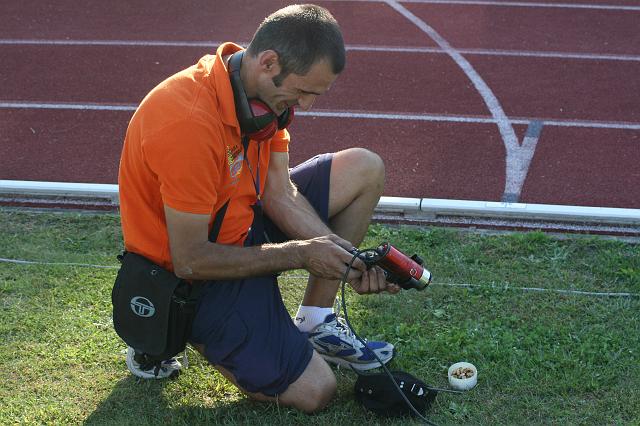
[297,94,316,111]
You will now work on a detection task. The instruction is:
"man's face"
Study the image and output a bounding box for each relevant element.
[255,55,338,115]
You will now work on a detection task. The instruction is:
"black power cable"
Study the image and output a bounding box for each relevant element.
[340,249,435,423]
[340,249,461,425]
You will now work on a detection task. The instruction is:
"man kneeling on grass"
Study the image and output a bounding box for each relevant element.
[117,4,400,412]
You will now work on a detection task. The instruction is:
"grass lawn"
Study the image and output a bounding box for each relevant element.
[0,209,638,425]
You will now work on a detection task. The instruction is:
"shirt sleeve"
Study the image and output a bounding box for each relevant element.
[142,120,223,215]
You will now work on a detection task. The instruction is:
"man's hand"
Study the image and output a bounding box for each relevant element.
[296,235,402,294]
[349,265,402,295]
[296,234,367,282]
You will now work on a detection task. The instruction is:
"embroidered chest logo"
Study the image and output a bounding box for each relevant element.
[226,145,243,181]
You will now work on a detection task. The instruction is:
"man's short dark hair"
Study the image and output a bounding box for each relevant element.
[246,4,346,85]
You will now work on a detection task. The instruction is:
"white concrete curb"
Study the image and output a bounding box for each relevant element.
[2,180,640,226]
[416,198,640,225]
[0,180,119,203]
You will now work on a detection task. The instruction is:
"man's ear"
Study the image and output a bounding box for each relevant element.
[257,50,281,76]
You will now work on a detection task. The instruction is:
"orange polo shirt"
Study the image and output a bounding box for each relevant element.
[118,42,290,271]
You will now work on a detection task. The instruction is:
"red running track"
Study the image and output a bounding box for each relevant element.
[1,0,639,208]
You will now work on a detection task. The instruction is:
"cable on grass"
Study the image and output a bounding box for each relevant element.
[0,257,118,269]
[1,257,638,299]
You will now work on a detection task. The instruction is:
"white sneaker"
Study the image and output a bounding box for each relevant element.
[308,314,395,371]
[125,346,182,379]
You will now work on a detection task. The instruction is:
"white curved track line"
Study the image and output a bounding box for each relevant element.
[384,0,534,200]
[325,0,640,11]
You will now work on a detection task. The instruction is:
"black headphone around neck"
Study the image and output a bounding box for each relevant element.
[228,50,294,141]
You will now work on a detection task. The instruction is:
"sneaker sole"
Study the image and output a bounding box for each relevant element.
[319,348,395,371]
[125,348,180,379]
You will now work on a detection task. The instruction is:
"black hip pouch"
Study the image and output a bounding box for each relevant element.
[111,251,200,362]
[111,199,230,364]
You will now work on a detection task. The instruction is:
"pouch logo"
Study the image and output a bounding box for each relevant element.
[130,296,155,317]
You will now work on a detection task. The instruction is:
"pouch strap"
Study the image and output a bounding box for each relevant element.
[208,199,230,243]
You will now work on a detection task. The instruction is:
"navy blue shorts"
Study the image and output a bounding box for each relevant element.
[189,153,333,396]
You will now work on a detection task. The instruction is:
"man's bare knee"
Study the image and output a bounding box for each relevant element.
[279,351,337,413]
[329,149,385,218]
[360,148,385,182]
[294,374,337,413]
[336,148,385,183]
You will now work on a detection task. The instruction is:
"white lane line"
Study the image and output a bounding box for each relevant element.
[0,102,136,111]
[304,110,640,130]
[2,39,639,62]
[398,0,640,11]
[539,118,640,130]
[305,111,640,130]
[2,102,640,130]
[304,110,499,124]
[0,38,224,47]
[324,0,640,11]
[384,0,526,203]
[502,121,543,202]
[349,45,640,62]
[456,48,640,62]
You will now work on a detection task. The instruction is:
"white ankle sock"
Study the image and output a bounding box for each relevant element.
[294,306,333,332]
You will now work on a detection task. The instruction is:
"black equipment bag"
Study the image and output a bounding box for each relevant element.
[111,251,199,360]
[111,200,230,364]
[354,370,438,417]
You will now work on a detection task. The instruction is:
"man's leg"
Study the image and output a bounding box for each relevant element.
[289,148,394,370]
[300,147,385,307]
[190,273,337,411]
[194,344,337,413]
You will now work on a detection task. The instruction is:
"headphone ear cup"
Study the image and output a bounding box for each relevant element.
[277,107,294,130]
[246,99,278,141]
[228,50,292,141]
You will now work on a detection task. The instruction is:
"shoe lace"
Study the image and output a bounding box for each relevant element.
[332,297,368,347]
[333,316,367,349]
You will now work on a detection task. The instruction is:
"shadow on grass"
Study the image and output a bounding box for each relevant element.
[84,370,392,425]
[85,374,254,425]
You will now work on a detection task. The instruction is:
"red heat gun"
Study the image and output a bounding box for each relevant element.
[352,242,432,290]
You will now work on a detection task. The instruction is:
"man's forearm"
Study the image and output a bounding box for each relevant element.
[263,184,333,241]
[174,240,305,281]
